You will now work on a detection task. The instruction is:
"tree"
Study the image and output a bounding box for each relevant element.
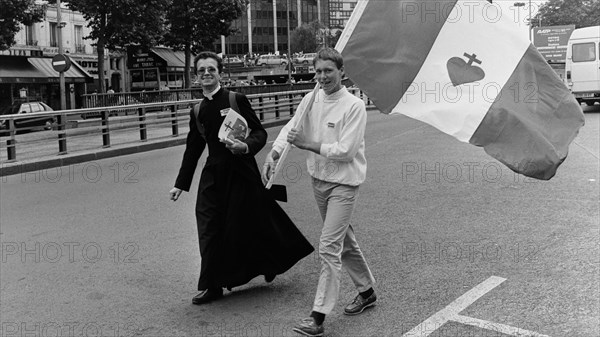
[290,21,324,54]
[533,0,599,29]
[0,0,45,50]
[163,0,246,88]
[60,0,169,93]
[330,30,342,49]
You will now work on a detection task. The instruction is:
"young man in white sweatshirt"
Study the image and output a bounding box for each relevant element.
[262,47,376,337]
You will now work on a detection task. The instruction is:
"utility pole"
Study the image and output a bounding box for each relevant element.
[56,0,66,110]
[287,0,292,84]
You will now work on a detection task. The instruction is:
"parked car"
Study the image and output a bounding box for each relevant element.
[256,54,288,66]
[223,56,245,68]
[0,102,55,132]
[294,53,317,64]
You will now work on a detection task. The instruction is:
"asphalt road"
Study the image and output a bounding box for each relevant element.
[1,106,598,337]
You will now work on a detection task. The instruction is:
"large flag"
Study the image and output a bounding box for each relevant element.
[340,0,585,180]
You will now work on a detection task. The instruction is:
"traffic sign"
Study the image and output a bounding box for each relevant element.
[52,54,72,72]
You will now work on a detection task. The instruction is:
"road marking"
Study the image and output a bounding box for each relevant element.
[402,276,506,336]
[402,276,549,337]
[453,315,550,337]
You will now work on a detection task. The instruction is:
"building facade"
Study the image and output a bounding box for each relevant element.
[0,3,125,110]
[329,0,357,33]
[218,0,330,56]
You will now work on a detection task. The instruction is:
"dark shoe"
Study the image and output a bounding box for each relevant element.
[192,288,223,305]
[292,317,324,337]
[344,292,377,315]
[264,274,276,283]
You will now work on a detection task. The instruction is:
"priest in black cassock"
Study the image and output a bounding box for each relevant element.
[169,51,314,305]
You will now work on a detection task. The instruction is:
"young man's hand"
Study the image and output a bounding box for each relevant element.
[287,128,321,154]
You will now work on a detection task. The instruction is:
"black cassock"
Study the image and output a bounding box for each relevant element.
[174,88,313,291]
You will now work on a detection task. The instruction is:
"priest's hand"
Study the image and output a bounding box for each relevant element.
[169,187,182,201]
[221,138,249,155]
[262,150,280,184]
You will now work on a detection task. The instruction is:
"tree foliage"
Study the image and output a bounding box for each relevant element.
[290,21,322,54]
[163,0,246,88]
[290,21,338,53]
[60,0,169,92]
[533,0,599,29]
[0,0,45,50]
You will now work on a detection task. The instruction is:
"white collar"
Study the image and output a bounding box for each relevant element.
[203,85,221,100]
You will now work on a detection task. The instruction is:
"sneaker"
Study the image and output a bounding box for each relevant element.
[292,317,324,337]
[344,292,377,315]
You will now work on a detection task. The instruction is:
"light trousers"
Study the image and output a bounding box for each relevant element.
[311,178,375,314]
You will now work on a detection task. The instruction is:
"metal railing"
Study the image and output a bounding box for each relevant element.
[81,79,355,110]
[0,87,373,163]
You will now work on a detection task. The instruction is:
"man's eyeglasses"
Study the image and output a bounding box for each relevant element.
[197,67,218,75]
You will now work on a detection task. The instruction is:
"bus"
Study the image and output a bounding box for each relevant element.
[565,26,600,105]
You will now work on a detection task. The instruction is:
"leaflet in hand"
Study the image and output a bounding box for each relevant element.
[218,108,250,142]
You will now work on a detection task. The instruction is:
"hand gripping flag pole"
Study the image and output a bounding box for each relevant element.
[265,0,369,189]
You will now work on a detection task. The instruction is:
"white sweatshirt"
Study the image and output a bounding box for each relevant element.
[272,86,367,186]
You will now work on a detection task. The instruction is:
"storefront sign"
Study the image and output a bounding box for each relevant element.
[42,47,59,55]
[0,49,43,57]
[127,46,165,69]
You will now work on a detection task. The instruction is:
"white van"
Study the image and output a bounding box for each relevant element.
[565,26,600,105]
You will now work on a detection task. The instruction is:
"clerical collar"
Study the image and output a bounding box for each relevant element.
[203,85,221,100]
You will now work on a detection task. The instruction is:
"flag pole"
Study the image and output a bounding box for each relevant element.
[265,0,369,189]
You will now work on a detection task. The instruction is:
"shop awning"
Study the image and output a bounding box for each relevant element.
[0,56,92,84]
[151,48,190,71]
[0,56,47,83]
[28,57,93,83]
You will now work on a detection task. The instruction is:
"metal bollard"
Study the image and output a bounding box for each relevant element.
[57,114,67,154]
[138,107,147,141]
[258,97,264,121]
[170,105,178,137]
[6,139,16,161]
[101,110,110,147]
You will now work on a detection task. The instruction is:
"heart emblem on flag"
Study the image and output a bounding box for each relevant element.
[447,53,485,86]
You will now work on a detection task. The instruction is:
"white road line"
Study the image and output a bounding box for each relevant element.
[402,276,506,337]
[453,315,550,337]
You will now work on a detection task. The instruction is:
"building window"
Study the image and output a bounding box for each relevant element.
[330,3,342,10]
[340,10,352,18]
[75,25,85,53]
[25,25,36,46]
[49,22,58,47]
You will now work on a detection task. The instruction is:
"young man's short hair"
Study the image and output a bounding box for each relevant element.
[313,47,343,69]
[194,51,224,74]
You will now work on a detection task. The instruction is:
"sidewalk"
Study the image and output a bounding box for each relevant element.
[0,114,290,177]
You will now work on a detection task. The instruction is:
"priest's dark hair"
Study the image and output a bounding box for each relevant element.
[194,51,224,74]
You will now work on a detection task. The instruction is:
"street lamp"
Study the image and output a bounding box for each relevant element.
[514,1,532,41]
